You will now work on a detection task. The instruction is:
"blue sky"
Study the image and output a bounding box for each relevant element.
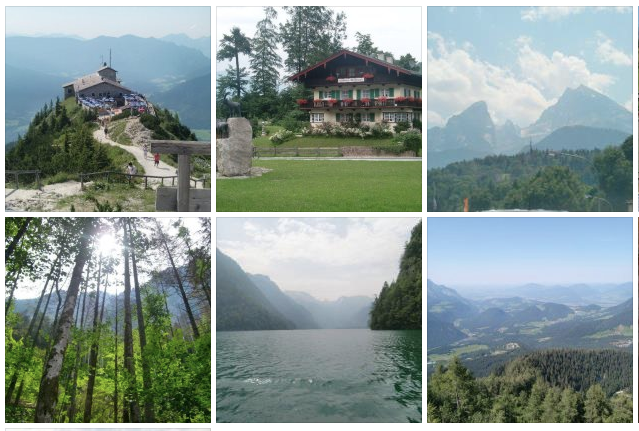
[217,218,420,300]
[427,217,632,287]
[6,7,211,39]
[427,6,632,128]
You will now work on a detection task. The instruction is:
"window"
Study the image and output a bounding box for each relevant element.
[414,90,421,98]
[382,112,413,122]
[361,89,370,99]
[404,88,410,97]
[381,88,391,97]
[341,90,350,99]
[361,112,375,122]
[311,113,324,123]
[348,68,355,77]
[336,113,353,123]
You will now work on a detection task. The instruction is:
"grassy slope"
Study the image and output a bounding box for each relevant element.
[216,160,422,212]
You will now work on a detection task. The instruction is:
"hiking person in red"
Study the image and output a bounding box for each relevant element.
[153,153,160,167]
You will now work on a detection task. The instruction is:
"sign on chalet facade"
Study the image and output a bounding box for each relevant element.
[289,49,422,128]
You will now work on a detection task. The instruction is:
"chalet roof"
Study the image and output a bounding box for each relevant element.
[61,72,131,93]
[288,49,421,81]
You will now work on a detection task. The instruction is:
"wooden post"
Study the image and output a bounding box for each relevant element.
[144,176,148,189]
[80,174,84,191]
[14,173,18,190]
[36,172,41,190]
[177,154,190,212]
[171,177,175,186]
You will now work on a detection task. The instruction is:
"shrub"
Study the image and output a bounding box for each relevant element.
[394,130,421,154]
[269,129,296,145]
[370,122,393,139]
[111,110,132,121]
[372,144,406,155]
[394,121,412,134]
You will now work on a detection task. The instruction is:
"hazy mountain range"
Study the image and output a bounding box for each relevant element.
[6,34,211,143]
[427,85,632,169]
[216,249,373,331]
[427,279,632,375]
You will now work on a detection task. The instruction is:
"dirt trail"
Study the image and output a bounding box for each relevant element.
[5,181,87,211]
[93,127,176,180]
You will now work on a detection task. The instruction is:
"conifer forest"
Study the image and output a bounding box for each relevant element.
[5,217,211,423]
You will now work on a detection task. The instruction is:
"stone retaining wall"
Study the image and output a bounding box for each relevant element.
[340,146,416,158]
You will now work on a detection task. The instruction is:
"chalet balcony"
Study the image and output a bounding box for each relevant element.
[297,97,422,110]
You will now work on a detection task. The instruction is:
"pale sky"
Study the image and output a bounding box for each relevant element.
[13,218,208,300]
[216,6,422,83]
[217,218,420,301]
[6,6,211,39]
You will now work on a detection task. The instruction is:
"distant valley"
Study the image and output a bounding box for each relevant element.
[427,279,632,377]
[216,249,373,331]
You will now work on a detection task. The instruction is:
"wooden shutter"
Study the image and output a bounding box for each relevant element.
[348,90,353,98]
[356,89,361,100]
[389,88,394,97]
[370,112,375,122]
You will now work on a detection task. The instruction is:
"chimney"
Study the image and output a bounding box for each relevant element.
[385,55,393,64]
[377,53,385,61]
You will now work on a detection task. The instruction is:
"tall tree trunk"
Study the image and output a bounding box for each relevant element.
[122,220,141,422]
[128,219,155,422]
[83,253,103,422]
[156,220,200,338]
[67,258,92,422]
[235,53,241,97]
[160,283,174,338]
[6,217,32,261]
[114,287,119,423]
[27,253,61,339]
[35,219,97,423]
[5,265,24,314]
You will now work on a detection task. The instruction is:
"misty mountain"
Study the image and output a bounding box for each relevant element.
[523,85,632,140]
[160,34,211,57]
[248,274,318,329]
[216,249,294,331]
[463,307,510,330]
[427,318,466,348]
[286,291,373,329]
[427,85,630,169]
[153,73,211,130]
[532,125,630,152]
[427,279,477,322]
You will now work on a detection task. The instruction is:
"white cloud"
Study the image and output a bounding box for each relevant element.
[427,32,615,128]
[427,110,445,127]
[517,40,614,99]
[427,31,550,127]
[218,218,419,300]
[595,32,631,66]
[521,6,630,22]
[624,99,632,111]
[521,7,585,22]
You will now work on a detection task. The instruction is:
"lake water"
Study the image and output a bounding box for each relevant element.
[216,329,421,423]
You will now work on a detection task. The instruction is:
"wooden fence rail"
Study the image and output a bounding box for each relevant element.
[253,146,343,157]
[5,170,41,190]
[79,171,209,190]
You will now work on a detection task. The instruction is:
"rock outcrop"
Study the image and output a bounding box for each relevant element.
[216,118,253,176]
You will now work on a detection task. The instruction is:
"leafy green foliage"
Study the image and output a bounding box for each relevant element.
[370,221,421,329]
[427,143,632,211]
[427,350,632,423]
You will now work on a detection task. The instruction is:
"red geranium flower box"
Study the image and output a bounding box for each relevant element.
[407,97,416,102]
[342,98,353,105]
[360,98,371,104]
[395,96,407,103]
[328,98,338,105]
[326,76,337,82]
[363,73,374,79]
[297,99,308,105]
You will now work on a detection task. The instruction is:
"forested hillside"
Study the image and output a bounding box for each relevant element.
[5,217,211,423]
[428,136,632,211]
[5,98,198,185]
[428,351,632,423]
[369,221,421,329]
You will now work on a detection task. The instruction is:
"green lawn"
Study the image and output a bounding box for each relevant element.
[216,159,422,211]
[428,344,489,363]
